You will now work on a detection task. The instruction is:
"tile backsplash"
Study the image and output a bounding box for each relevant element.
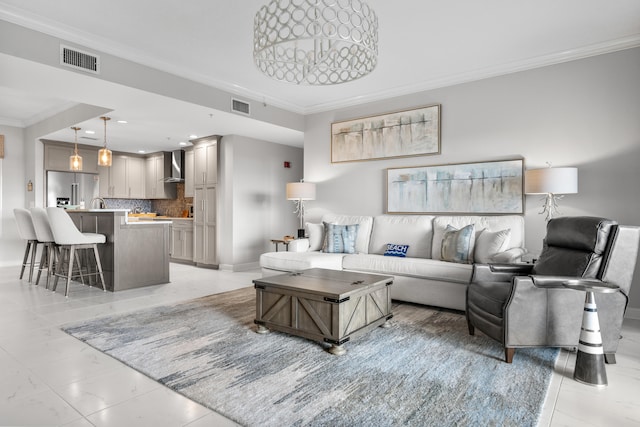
[152,183,193,217]
[104,183,193,217]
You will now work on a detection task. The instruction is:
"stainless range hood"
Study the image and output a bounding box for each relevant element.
[161,150,185,182]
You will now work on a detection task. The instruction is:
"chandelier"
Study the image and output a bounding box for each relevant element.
[69,126,83,171]
[98,116,112,167]
[253,0,378,85]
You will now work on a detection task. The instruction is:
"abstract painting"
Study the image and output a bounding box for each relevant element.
[387,159,524,214]
[331,104,440,163]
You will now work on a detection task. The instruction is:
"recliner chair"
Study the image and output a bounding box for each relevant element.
[466,216,640,363]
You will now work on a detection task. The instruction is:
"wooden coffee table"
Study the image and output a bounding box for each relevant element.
[253,268,393,355]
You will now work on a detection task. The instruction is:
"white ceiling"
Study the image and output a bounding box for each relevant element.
[1,0,639,153]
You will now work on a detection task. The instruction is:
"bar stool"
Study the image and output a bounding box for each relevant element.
[13,208,39,282]
[46,207,107,297]
[30,207,60,289]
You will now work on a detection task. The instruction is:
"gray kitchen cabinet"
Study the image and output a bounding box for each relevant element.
[99,154,145,198]
[43,141,99,173]
[170,219,194,262]
[145,154,176,199]
[193,185,216,266]
[184,149,194,197]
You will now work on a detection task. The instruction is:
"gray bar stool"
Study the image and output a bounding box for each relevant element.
[46,207,107,297]
[13,208,39,282]
[30,207,60,289]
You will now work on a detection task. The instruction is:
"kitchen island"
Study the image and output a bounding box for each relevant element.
[66,209,170,291]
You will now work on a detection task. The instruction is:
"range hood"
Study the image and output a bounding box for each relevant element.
[161,150,185,182]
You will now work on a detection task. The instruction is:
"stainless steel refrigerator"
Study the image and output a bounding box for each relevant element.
[46,171,100,208]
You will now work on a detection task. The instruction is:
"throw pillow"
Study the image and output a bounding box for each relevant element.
[384,244,410,257]
[306,222,324,251]
[441,224,476,264]
[474,228,511,263]
[322,222,359,254]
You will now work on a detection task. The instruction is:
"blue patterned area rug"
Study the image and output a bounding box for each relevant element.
[63,287,558,426]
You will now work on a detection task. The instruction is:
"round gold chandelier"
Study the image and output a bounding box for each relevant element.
[253,0,378,85]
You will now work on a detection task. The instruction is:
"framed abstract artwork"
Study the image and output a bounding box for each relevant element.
[331,104,440,163]
[386,159,524,214]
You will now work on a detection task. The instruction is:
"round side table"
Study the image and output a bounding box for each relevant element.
[562,279,620,388]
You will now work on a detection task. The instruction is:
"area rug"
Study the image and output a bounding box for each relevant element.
[62,287,559,426]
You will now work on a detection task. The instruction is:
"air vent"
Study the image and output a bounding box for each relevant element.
[80,136,98,141]
[231,98,250,116]
[60,45,100,74]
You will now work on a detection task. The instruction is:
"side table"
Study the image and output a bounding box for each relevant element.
[562,279,620,388]
[270,239,291,252]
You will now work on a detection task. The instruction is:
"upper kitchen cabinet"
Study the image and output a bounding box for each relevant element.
[43,140,99,173]
[193,136,219,186]
[99,154,145,198]
[184,149,194,197]
[145,153,177,199]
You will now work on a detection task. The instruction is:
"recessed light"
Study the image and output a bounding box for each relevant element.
[189,134,198,139]
[179,142,188,146]
[117,120,128,124]
[138,150,146,154]
[85,130,95,134]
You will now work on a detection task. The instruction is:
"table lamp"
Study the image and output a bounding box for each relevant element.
[286,180,316,238]
[525,165,578,221]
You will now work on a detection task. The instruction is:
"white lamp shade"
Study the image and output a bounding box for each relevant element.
[286,182,316,200]
[525,167,578,194]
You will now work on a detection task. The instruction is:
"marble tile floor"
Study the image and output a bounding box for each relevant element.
[0,263,638,426]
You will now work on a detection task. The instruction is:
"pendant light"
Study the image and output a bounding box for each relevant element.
[98,116,112,167]
[69,126,83,171]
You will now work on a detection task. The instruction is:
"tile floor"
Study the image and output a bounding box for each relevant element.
[0,263,638,426]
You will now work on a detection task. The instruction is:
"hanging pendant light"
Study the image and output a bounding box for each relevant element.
[98,116,112,167]
[69,126,83,171]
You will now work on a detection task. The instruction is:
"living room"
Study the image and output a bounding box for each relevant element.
[1,1,639,426]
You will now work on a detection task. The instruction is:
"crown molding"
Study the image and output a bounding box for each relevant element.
[0,116,25,127]
[2,4,639,116]
[302,35,640,115]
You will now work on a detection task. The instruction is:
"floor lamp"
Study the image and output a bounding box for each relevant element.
[286,181,316,238]
[525,166,578,221]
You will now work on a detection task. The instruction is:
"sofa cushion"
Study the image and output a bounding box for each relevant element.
[441,224,476,264]
[322,222,359,254]
[475,228,511,263]
[343,254,473,284]
[260,251,345,272]
[432,216,525,261]
[369,215,434,258]
[322,214,373,254]
[305,222,324,251]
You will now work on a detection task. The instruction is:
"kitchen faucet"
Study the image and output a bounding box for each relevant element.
[90,197,106,209]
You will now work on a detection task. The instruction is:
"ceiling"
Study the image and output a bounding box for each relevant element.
[1,0,639,153]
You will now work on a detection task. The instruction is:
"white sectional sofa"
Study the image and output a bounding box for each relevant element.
[260,214,527,311]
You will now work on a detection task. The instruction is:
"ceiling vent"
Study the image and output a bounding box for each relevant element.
[80,136,98,141]
[60,44,100,74]
[231,98,250,116]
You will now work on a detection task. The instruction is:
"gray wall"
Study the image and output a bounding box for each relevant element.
[218,135,303,270]
[0,125,27,266]
[303,48,640,315]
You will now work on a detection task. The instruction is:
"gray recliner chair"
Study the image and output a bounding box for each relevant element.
[466,216,640,363]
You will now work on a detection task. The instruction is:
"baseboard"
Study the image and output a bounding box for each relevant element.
[219,262,260,272]
[625,307,640,320]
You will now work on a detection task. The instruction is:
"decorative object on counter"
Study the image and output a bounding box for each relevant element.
[387,159,524,214]
[63,286,558,427]
[253,0,378,85]
[286,180,316,238]
[525,163,578,222]
[98,116,112,167]
[332,104,440,163]
[69,126,83,171]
